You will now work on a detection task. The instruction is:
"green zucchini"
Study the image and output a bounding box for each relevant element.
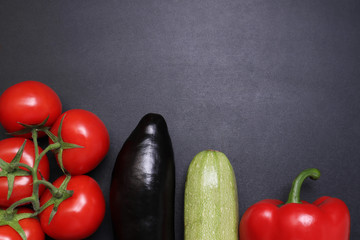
[184,150,239,240]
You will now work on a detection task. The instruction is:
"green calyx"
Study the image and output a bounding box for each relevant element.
[7,116,50,136]
[0,141,31,200]
[285,168,321,204]
[38,174,74,224]
[44,114,83,174]
[0,208,35,240]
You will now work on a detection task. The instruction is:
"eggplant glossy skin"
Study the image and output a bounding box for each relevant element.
[110,113,175,240]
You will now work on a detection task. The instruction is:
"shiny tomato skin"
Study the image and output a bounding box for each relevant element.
[39,175,105,240]
[50,109,110,175]
[0,138,50,207]
[0,81,62,138]
[0,208,45,240]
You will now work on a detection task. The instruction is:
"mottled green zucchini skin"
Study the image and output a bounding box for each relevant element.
[184,150,239,240]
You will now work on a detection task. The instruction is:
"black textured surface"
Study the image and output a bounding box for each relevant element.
[0,0,359,239]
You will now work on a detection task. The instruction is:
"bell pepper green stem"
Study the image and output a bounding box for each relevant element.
[285,168,321,204]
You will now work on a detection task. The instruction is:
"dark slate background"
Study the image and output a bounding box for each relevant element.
[1,0,359,239]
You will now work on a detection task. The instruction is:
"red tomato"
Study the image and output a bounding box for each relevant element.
[0,208,45,240]
[0,138,50,207]
[39,175,105,240]
[0,81,62,138]
[50,109,109,175]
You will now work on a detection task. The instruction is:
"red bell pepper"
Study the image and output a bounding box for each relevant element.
[239,168,350,240]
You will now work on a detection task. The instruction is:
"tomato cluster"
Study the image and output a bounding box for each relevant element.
[0,81,109,240]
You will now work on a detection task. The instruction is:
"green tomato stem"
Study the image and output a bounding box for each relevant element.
[7,139,61,213]
[1,117,80,240]
[43,128,58,143]
[31,129,39,160]
[36,142,60,170]
[14,163,33,173]
[35,180,60,197]
[6,196,36,214]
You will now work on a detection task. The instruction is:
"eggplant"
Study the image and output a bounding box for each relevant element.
[110,113,175,240]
